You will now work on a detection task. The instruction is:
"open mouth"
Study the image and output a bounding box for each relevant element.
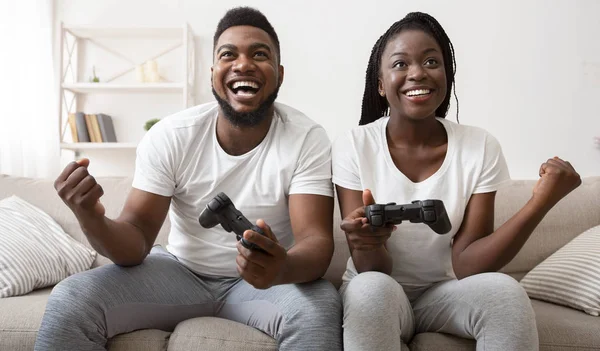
[228,80,261,97]
[404,89,432,97]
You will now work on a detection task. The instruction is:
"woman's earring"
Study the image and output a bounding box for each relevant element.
[379,91,385,97]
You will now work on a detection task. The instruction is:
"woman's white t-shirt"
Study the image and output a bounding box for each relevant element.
[332,117,510,297]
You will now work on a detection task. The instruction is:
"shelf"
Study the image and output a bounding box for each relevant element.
[62,83,184,94]
[65,26,183,39]
[60,142,137,151]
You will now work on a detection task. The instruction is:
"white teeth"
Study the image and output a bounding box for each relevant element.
[232,81,259,89]
[237,90,255,97]
[406,89,431,97]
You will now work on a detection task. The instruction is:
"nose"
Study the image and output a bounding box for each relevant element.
[408,64,426,81]
[232,54,255,73]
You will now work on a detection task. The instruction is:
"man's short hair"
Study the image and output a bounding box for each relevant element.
[213,7,281,63]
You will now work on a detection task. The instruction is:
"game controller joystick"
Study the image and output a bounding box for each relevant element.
[199,192,265,250]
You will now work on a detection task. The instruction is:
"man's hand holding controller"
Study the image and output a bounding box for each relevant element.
[199,193,287,289]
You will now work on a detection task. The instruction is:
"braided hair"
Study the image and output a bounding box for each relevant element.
[359,12,458,125]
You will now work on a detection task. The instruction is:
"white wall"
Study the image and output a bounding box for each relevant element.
[56,0,600,179]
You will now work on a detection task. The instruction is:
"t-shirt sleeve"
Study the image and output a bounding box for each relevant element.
[289,126,334,197]
[131,120,177,197]
[473,132,511,194]
[331,130,362,191]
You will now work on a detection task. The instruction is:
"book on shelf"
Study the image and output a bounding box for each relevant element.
[96,114,117,142]
[67,112,117,143]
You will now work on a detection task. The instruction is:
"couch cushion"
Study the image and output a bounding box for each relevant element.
[168,316,278,351]
[0,287,49,351]
[107,329,170,351]
[533,299,600,350]
[498,177,600,276]
[0,195,97,297]
[521,224,600,316]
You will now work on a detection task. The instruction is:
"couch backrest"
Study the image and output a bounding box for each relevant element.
[495,177,600,279]
[1,174,598,287]
[0,175,140,267]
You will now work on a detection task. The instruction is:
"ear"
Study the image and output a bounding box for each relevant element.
[378,78,385,97]
[278,65,284,87]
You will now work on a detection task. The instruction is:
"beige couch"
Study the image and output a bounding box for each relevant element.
[1,174,599,351]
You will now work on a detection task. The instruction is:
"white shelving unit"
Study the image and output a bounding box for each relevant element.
[62,82,185,94]
[60,142,138,151]
[57,22,195,153]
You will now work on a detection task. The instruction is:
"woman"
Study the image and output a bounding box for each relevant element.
[332,11,581,351]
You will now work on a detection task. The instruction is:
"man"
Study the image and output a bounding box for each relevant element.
[35,7,342,351]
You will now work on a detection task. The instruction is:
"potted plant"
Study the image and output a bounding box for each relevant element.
[144,118,161,131]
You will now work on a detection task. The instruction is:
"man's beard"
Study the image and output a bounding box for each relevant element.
[212,87,279,128]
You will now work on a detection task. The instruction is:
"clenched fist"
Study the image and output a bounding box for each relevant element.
[532,157,581,211]
[54,158,105,220]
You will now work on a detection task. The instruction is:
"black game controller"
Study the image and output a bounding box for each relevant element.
[199,192,265,250]
[364,200,452,234]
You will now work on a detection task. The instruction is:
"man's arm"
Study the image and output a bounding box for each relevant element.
[93,189,171,266]
[277,193,335,283]
[56,159,171,267]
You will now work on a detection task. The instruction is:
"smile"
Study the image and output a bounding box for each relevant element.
[405,89,431,97]
[228,80,261,97]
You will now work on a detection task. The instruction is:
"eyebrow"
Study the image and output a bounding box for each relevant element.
[389,47,439,58]
[216,42,272,54]
[249,43,272,53]
[216,44,237,54]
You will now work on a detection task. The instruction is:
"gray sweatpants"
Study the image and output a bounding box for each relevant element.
[341,271,539,351]
[34,246,342,351]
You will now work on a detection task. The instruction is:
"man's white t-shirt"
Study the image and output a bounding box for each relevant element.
[332,117,510,297]
[132,101,333,277]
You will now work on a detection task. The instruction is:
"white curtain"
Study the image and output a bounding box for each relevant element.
[0,0,59,178]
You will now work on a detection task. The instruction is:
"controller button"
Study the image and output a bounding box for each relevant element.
[424,210,436,222]
[371,215,383,226]
[423,200,434,207]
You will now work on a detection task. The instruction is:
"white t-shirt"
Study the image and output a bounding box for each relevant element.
[332,117,510,296]
[132,101,333,277]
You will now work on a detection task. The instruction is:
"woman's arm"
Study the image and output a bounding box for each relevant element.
[452,157,581,279]
[336,185,394,275]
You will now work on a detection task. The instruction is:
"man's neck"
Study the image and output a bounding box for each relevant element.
[215,107,275,156]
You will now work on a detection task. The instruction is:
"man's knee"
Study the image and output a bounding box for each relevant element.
[301,279,342,315]
[279,279,341,325]
[47,269,106,312]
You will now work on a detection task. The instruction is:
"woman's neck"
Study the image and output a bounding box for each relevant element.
[386,114,447,149]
